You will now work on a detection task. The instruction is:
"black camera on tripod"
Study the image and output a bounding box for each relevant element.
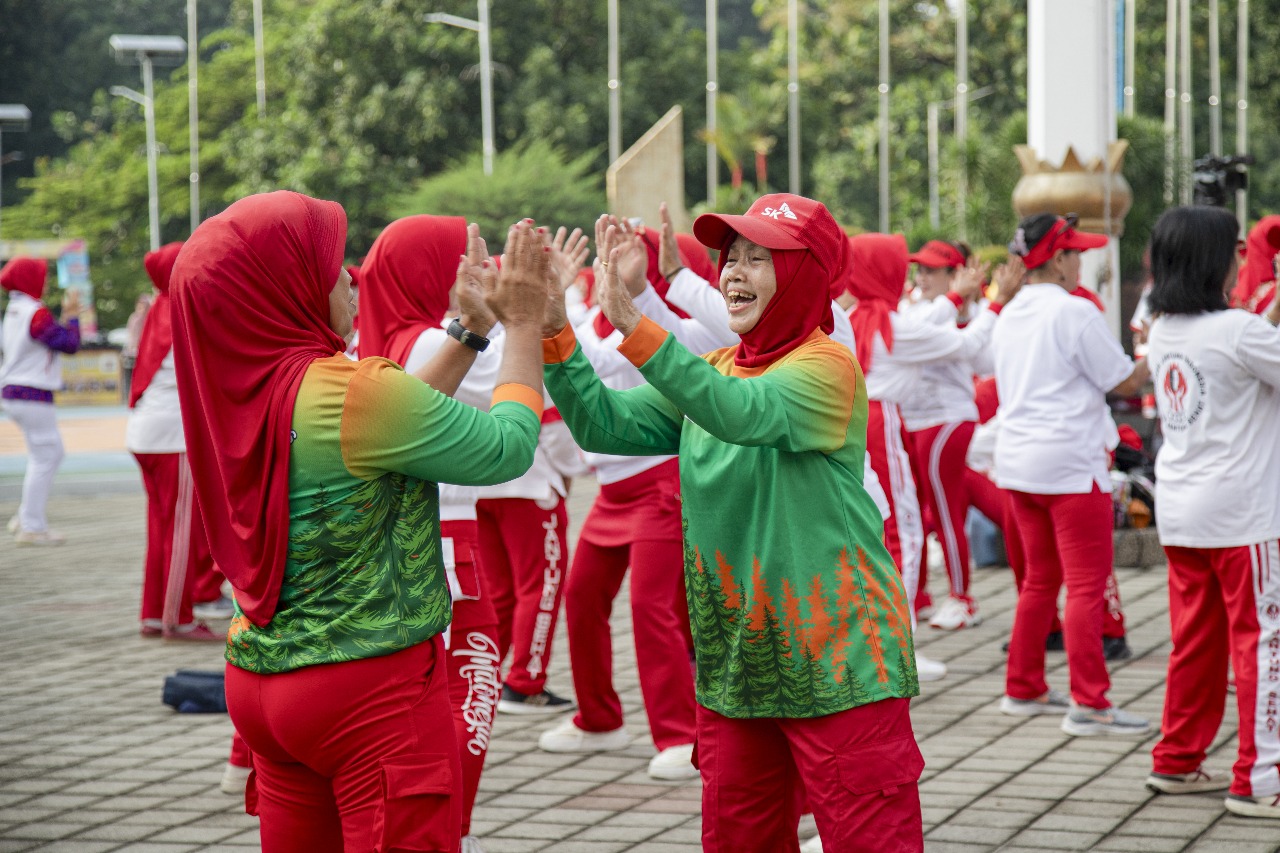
[1192,154,1255,207]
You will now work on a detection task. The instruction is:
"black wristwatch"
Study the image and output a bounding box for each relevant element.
[447,318,491,352]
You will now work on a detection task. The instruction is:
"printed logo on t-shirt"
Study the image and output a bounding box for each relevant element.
[1155,352,1206,431]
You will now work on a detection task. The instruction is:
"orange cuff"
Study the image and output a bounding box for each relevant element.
[542,324,577,364]
[616,316,668,368]
[492,383,544,420]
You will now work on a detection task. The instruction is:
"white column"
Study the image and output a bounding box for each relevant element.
[1027,0,1121,337]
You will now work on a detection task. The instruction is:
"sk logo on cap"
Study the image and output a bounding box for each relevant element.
[761,203,799,221]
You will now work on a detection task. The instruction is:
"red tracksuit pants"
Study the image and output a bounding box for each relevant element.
[697,697,923,853]
[440,520,499,837]
[134,452,218,627]
[565,460,697,750]
[227,637,462,853]
[865,401,924,621]
[475,497,568,696]
[908,421,976,604]
[1005,488,1114,709]
[1153,542,1280,798]
[969,471,1124,640]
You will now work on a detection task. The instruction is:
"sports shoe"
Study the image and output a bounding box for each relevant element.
[1000,689,1071,717]
[1061,703,1151,737]
[163,623,224,642]
[1145,766,1230,795]
[1004,630,1066,653]
[6,514,19,534]
[800,835,824,853]
[460,835,487,853]
[497,685,576,715]
[194,595,236,621]
[220,762,251,796]
[1103,635,1134,661]
[1225,792,1280,819]
[139,620,163,638]
[648,743,697,780]
[14,528,66,546]
[537,717,629,753]
[928,596,982,630]
[915,653,947,682]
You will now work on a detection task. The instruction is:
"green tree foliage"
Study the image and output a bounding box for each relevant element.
[390,141,605,245]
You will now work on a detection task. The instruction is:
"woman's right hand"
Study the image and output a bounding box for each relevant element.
[485,220,552,329]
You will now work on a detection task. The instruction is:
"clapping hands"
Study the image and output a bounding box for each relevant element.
[595,222,644,336]
[485,220,552,329]
[453,223,496,336]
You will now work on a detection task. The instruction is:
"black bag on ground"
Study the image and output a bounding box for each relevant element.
[162,669,227,713]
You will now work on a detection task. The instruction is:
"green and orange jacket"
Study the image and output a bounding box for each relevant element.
[543,318,919,719]
[226,355,542,674]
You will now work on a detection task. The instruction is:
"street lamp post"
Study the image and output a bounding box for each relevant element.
[425,2,494,176]
[110,35,187,252]
[706,0,718,207]
[1237,0,1249,222]
[253,0,267,119]
[787,0,799,194]
[927,86,993,232]
[608,0,620,165]
[0,104,31,245]
[187,0,201,232]
[878,0,889,232]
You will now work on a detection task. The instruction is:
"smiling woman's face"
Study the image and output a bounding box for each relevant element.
[720,235,777,335]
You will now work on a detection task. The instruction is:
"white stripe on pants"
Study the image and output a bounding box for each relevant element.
[1249,540,1280,796]
[2,399,64,532]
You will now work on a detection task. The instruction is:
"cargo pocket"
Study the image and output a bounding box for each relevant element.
[834,735,924,797]
[373,752,457,853]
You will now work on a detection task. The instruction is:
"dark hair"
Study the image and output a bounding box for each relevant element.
[951,241,972,263]
[1147,206,1238,316]
[1009,213,1064,271]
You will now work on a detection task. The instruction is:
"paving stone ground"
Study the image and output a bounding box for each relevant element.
[1,414,1277,852]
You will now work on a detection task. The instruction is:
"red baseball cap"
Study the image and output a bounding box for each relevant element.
[1011,214,1107,269]
[694,193,843,276]
[908,240,966,269]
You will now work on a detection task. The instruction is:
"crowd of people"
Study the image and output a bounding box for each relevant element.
[2,183,1280,850]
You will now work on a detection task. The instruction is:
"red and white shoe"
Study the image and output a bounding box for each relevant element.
[929,596,982,630]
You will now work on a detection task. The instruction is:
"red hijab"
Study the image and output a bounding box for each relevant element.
[1232,215,1280,310]
[170,191,347,627]
[845,233,909,371]
[358,216,467,366]
[129,242,184,407]
[676,232,717,282]
[0,257,48,300]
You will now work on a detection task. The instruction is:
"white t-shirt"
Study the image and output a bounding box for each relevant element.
[1148,310,1280,547]
[992,283,1132,494]
[896,297,985,431]
[125,351,185,454]
[864,304,996,406]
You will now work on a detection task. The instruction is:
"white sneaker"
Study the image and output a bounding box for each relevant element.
[1060,703,1151,737]
[6,514,19,534]
[14,528,66,546]
[928,596,982,630]
[915,653,947,682]
[220,762,251,796]
[647,743,697,780]
[800,834,825,853]
[537,717,629,753]
[461,835,487,853]
[1225,792,1280,819]
[999,689,1070,717]
[193,595,236,621]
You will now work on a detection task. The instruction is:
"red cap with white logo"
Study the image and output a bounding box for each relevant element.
[693,193,844,277]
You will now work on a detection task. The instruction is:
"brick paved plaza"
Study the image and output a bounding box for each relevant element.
[1,411,1277,852]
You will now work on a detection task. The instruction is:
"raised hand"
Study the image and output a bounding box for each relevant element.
[991,256,1027,306]
[454,222,496,335]
[597,243,643,336]
[61,290,82,318]
[657,202,683,280]
[549,226,590,295]
[486,220,552,328]
[598,218,649,298]
[951,259,991,303]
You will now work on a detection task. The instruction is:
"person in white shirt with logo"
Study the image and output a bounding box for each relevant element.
[993,213,1150,735]
[1142,205,1280,820]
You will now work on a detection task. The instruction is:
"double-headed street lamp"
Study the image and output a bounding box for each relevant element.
[425,3,494,176]
[109,35,186,251]
[0,104,31,245]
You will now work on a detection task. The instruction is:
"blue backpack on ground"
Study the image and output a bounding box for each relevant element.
[162,669,227,713]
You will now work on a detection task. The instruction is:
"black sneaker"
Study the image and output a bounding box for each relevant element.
[1103,635,1133,661]
[497,685,576,716]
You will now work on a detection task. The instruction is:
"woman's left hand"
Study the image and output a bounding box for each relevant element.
[454,223,496,336]
[598,234,644,336]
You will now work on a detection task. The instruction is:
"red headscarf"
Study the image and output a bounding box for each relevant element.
[0,257,48,300]
[845,233,909,371]
[129,242,184,407]
[170,191,347,627]
[1232,215,1280,310]
[357,216,467,366]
